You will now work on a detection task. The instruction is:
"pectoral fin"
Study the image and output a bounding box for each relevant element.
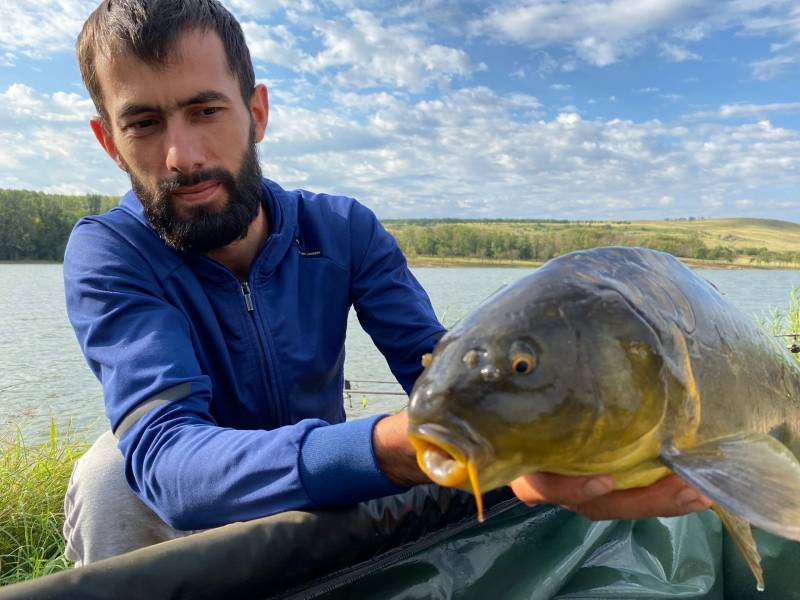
[660,433,800,542]
[713,504,764,592]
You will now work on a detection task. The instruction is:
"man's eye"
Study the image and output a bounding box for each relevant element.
[126,119,157,131]
[199,107,221,117]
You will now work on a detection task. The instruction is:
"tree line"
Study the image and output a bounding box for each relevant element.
[1,189,799,265]
[0,190,117,261]
[385,222,800,265]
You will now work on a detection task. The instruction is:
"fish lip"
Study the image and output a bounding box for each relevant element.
[408,421,493,464]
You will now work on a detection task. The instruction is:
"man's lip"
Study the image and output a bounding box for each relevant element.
[171,181,221,203]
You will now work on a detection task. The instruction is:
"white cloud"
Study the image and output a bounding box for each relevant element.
[475,0,703,66]
[473,1,800,74]
[0,0,95,56]
[0,84,121,193]
[0,84,94,122]
[672,22,710,42]
[252,85,800,219]
[4,86,799,219]
[0,119,123,193]
[751,54,800,80]
[659,42,700,62]
[1,84,43,116]
[556,112,581,126]
[226,0,314,19]
[730,1,800,42]
[0,0,316,58]
[300,10,475,91]
[719,102,800,118]
[684,102,800,121]
[702,195,724,208]
[241,22,309,68]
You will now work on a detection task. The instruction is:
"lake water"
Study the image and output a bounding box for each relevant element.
[1,263,799,442]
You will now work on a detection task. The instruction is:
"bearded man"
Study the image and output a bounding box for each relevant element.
[63,0,711,566]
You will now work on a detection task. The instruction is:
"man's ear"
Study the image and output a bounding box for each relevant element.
[250,84,269,143]
[90,117,127,172]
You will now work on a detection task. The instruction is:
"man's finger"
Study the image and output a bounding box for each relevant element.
[572,474,712,521]
[509,472,614,507]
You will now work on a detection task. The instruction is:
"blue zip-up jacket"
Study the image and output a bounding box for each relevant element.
[63,178,445,530]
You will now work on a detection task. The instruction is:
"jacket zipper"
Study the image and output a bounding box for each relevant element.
[241,281,255,312]
[240,281,284,425]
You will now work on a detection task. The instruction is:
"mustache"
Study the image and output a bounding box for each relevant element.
[157,168,237,195]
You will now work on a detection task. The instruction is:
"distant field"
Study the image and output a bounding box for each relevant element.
[623,218,800,253]
[385,217,800,268]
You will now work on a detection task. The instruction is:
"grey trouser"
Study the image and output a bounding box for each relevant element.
[63,431,197,566]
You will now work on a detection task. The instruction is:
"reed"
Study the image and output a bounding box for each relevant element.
[0,419,86,584]
[765,286,800,364]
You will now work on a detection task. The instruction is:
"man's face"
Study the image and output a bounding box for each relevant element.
[91,29,268,253]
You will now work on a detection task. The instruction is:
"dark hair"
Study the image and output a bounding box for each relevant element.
[76,0,255,123]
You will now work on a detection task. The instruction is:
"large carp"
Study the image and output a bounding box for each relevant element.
[407,246,800,590]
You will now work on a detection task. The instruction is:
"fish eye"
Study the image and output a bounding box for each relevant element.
[511,353,536,375]
[508,341,537,376]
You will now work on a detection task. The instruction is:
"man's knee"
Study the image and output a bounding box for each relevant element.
[63,431,191,566]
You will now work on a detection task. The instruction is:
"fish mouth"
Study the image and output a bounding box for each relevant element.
[408,430,469,487]
[407,422,492,522]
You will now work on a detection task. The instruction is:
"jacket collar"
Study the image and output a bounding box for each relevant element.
[117,177,297,282]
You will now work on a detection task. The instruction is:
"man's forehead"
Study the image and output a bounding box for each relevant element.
[94,29,235,112]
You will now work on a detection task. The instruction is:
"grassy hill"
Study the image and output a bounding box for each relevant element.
[384,217,800,268]
[631,218,800,254]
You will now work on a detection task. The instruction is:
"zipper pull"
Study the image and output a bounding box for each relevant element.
[241,281,254,312]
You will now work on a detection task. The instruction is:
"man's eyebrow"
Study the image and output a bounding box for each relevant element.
[116,91,233,122]
[178,90,233,108]
[117,103,158,122]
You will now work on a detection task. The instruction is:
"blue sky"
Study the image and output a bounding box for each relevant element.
[1,0,799,220]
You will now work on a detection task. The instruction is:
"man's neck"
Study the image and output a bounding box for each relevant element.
[206,204,270,281]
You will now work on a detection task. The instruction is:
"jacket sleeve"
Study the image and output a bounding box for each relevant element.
[347,201,447,393]
[63,217,401,530]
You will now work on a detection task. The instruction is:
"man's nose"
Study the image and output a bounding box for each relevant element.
[164,123,205,174]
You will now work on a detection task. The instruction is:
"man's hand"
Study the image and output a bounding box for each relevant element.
[373,411,431,488]
[509,472,713,520]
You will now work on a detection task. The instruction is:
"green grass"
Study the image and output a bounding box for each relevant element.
[765,286,800,365]
[0,419,87,585]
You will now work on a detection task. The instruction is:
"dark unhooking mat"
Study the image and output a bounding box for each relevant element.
[0,485,797,599]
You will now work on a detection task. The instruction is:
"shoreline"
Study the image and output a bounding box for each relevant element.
[0,260,62,264]
[3,257,800,271]
[407,255,800,270]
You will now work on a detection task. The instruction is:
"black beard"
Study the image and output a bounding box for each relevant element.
[130,139,263,254]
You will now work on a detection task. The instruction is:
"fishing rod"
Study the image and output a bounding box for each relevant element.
[343,378,406,409]
[775,333,800,353]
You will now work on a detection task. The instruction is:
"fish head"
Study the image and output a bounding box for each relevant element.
[408,262,669,496]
